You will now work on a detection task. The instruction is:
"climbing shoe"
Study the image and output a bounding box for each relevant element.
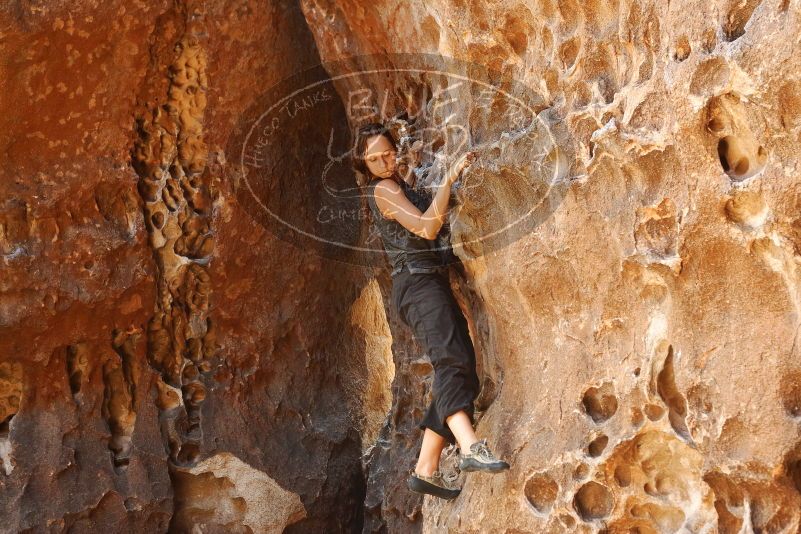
[407,469,461,500]
[458,438,510,473]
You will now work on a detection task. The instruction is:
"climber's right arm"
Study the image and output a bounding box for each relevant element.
[374,151,477,240]
[373,179,447,240]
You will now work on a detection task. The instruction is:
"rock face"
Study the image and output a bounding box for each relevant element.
[297,0,801,532]
[1,0,800,533]
[0,0,374,532]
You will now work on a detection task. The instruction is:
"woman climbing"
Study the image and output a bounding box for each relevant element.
[352,122,510,500]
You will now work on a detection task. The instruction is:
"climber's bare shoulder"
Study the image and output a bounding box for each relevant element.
[372,179,428,239]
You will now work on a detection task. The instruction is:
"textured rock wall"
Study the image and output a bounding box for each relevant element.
[2,0,801,532]
[298,0,801,532]
[0,0,383,531]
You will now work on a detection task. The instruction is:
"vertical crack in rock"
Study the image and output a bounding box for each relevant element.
[131,1,216,468]
[101,329,141,473]
[361,265,498,533]
[656,344,694,445]
[339,278,395,455]
[66,343,91,402]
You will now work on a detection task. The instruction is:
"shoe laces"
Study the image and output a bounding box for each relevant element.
[471,438,497,462]
[440,470,459,484]
[415,469,459,486]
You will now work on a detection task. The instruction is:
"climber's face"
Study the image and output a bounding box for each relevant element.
[363,134,397,179]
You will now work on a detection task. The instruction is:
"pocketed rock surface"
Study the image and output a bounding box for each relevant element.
[298,0,801,532]
[2,0,801,532]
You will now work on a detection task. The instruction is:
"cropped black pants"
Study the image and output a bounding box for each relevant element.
[392,267,480,445]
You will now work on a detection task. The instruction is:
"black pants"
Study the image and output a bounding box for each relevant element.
[392,267,480,445]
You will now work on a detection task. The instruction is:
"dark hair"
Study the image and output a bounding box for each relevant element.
[352,122,397,187]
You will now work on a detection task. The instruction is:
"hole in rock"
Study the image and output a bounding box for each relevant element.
[614,464,631,487]
[644,403,665,421]
[780,370,801,418]
[672,35,691,61]
[582,382,618,424]
[587,434,609,457]
[524,473,559,514]
[573,462,591,481]
[573,481,614,521]
[717,135,767,182]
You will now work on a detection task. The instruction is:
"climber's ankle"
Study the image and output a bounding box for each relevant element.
[414,460,438,477]
[458,438,479,452]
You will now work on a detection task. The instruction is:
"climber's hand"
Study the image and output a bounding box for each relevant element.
[450,151,478,182]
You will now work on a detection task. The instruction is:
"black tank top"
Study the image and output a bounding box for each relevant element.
[367,178,449,276]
